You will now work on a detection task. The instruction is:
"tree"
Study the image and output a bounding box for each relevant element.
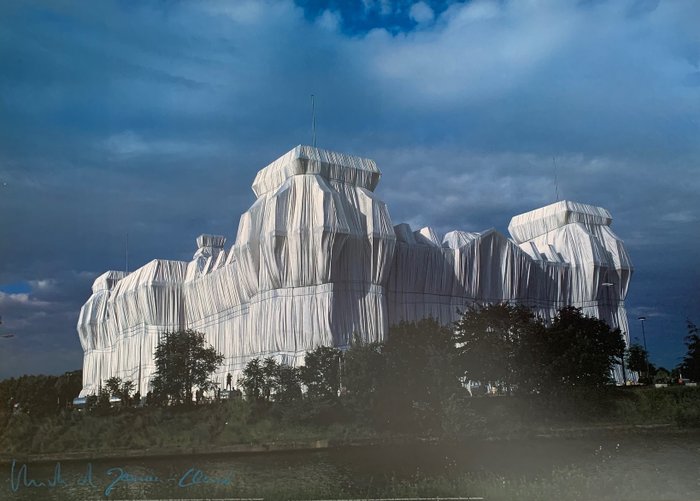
[239,357,265,401]
[151,329,223,405]
[454,305,625,399]
[379,318,461,430]
[261,357,278,401]
[273,364,302,403]
[54,370,82,409]
[680,320,700,382]
[626,343,651,382]
[299,346,342,401]
[120,380,135,405]
[105,376,121,398]
[453,303,542,392]
[238,357,301,403]
[536,306,625,394]
[104,376,135,403]
[11,375,63,418]
[342,340,385,414]
[654,367,671,384]
[91,386,112,416]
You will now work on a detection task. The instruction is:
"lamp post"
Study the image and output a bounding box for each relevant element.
[638,316,650,382]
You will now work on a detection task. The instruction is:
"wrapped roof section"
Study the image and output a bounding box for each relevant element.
[508,200,613,244]
[91,270,128,294]
[252,145,381,197]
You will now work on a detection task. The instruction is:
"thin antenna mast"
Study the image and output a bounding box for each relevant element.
[125,232,129,274]
[311,94,317,148]
[552,156,560,202]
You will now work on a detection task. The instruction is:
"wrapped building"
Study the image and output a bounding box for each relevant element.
[77,146,633,395]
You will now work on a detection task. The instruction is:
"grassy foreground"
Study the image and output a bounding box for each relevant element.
[2,386,700,459]
[4,435,700,501]
[28,468,680,501]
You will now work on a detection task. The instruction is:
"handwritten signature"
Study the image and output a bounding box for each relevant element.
[8,459,234,497]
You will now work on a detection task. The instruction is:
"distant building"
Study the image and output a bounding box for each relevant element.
[77,146,632,395]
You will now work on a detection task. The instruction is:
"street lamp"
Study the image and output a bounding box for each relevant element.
[638,316,650,382]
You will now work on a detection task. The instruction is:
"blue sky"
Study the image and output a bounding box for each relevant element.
[0,0,698,377]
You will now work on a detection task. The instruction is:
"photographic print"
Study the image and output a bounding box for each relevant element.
[1,1,699,500]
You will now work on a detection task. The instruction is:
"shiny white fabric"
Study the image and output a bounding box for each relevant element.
[77,146,633,395]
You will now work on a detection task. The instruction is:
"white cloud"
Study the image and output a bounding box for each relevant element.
[0,291,50,308]
[101,131,219,159]
[627,305,668,319]
[28,279,58,294]
[409,2,434,25]
[200,0,269,24]
[374,146,567,233]
[102,131,151,157]
[317,10,341,32]
[660,211,697,223]
[366,1,576,104]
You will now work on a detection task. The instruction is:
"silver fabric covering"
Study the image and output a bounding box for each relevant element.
[77,146,633,395]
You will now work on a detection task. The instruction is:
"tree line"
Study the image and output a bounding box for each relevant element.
[4,309,699,430]
[625,320,700,385]
[45,305,624,424]
[0,370,82,421]
[230,305,629,430]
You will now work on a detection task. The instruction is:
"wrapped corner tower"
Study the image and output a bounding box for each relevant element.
[77,146,633,395]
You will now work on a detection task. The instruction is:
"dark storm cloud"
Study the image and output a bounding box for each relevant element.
[0,0,698,377]
[0,271,97,377]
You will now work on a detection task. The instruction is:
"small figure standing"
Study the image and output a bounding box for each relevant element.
[226,372,232,390]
